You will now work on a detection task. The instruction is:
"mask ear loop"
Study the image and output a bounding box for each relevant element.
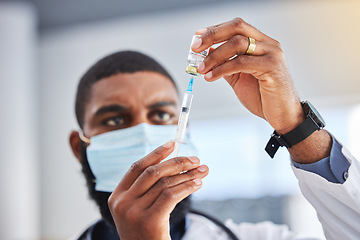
[79,132,96,183]
[79,132,91,144]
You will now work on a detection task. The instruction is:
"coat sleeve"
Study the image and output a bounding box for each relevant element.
[291,140,360,239]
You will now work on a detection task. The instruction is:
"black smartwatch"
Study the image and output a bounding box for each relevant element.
[265,100,325,158]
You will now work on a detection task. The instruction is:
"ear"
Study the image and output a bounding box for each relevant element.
[69,130,82,163]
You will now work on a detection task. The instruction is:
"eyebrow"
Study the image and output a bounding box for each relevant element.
[94,104,127,116]
[148,101,177,109]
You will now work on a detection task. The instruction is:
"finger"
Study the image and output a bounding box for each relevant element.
[197,35,267,74]
[208,47,215,54]
[192,18,267,53]
[195,28,207,35]
[203,55,271,82]
[137,165,209,209]
[148,178,203,218]
[113,141,175,194]
[128,156,201,197]
[194,22,227,36]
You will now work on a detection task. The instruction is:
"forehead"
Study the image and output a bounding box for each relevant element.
[84,71,179,116]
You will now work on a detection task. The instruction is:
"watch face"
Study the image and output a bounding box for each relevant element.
[305,101,326,128]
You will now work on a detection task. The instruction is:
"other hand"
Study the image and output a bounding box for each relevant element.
[108,141,209,240]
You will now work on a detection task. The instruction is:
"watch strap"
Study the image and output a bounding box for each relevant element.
[265,134,282,158]
[265,117,319,158]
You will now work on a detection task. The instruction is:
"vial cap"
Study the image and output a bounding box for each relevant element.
[185,66,200,76]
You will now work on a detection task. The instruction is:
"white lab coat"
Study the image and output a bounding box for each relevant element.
[183,143,360,240]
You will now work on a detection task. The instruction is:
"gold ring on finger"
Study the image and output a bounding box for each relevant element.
[245,37,256,55]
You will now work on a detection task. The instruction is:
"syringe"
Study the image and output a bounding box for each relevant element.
[173,77,194,157]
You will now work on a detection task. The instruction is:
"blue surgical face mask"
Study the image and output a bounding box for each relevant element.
[80,123,198,192]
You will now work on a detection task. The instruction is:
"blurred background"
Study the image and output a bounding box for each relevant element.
[1,0,360,239]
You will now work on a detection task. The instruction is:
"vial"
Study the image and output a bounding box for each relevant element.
[185,35,209,76]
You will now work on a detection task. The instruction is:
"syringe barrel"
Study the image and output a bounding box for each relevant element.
[175,91,193,143]
[181,91,193,109]
[175,111,190,142]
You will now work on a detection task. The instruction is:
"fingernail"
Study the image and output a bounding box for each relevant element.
[204,71,213,80]
[193,179,202,185]
[197,165,208,172]
[197,62,205,72]
[192,38,202,49]
[188,156,200,164]
[162,141,173,148]
[195,28,207,35]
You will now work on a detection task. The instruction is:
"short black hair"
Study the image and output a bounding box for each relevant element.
[75,50,177,129]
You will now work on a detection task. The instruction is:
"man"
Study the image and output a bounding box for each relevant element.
[69,18,360,239]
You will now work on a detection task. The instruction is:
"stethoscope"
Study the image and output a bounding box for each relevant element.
[190,209,240,240]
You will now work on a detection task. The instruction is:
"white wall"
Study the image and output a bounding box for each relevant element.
[0,2,39,240]
[23,0,360,239]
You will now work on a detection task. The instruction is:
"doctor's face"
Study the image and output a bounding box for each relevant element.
[82,71,180,138]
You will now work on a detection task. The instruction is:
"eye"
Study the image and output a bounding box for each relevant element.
[104,116,125,126]
[151,111,173,123]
